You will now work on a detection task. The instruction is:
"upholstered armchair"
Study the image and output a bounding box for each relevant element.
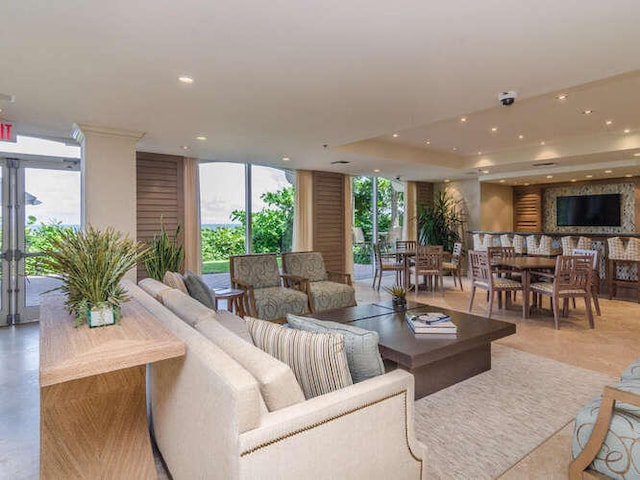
[230,253,309,321]
[281,251,356,313]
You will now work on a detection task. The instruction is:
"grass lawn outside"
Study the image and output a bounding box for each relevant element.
[201,256,283,274]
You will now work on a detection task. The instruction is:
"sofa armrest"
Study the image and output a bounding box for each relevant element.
[239,369,425,480]
[569,385,640,479]
[327,271,353,286]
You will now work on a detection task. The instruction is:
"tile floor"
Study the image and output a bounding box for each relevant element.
[1,274,639,479]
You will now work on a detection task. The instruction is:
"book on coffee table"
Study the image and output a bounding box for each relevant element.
[405,312,457,335]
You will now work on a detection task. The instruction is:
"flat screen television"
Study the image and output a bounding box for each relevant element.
[556,193,621,227]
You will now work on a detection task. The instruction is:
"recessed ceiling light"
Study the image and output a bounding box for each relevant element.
[178,76,194,84]
[582,109,593,115]
[392,133,399,138]
[373,168,380,173]
[282,156,290,162]
[452,147,457,151]
[481,169,490,174]
[624,129,631,134]
[625,174,633,178]
[524,183,530,186]
[634,153,640,157]
[518,135,524,140]
[425,140,431,144]
[571,179,577,182]
[546,175,553,179]
[195,135,207,141]
[604,170,612,174]
[586,174,593,178]
[181,145,190,150]
[477,151,482,156]
[605,120,613,125]
[499,179,505,183]
[540,141,546,145]
[460,117,467,123]
[491,127,498,132]
[556,94,568,100]
[444,179,451,183]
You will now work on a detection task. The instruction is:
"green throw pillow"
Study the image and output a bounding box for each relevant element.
[287,314,385,383]
[183,270,216,310]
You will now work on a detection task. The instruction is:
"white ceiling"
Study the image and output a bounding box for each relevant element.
[1,0,640,183]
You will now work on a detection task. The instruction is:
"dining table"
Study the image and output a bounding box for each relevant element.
[494,256,557,319]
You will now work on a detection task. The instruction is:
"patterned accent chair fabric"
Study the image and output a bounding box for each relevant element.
[561,236,592,255]
[282,252,356,313]
[230,254,309,321]
[571,362,640,479]
[472,233,493,251]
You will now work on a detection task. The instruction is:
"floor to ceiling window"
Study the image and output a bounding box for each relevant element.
[199,162,295,288]
[352,176,405,280]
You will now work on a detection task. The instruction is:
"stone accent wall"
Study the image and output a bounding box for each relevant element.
[543,182,635,233]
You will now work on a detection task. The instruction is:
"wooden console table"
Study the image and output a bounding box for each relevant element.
[39,294,185,479]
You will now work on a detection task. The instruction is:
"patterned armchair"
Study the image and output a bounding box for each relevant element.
[281,251,356,313]
[230,253,309,321]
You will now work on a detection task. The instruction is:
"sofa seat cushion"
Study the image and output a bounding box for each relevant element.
[246,317,353,399]
[183,270,216,310]
[138,277,172,301]
[572,380,640,479]
[161,289,216,327]
[308,281,356,312]
[621,357,640,381]
[253,287,308,321]
[196,317,305,412]
[287,314,384,383]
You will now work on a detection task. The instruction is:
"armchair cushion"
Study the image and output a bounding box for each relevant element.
[232,254,281,289]
[572,380,640,478]
[287,315,385,383]
[253,287,309,321]
[183,270,216,310]
[282,251,328,282]
[307,281,356,312]
[246,317,353,399]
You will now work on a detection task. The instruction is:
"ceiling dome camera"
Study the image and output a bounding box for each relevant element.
[498,91,517,106]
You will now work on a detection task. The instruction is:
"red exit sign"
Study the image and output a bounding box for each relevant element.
[0,122,16,143]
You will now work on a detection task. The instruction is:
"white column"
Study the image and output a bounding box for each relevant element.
[72,123,144,280]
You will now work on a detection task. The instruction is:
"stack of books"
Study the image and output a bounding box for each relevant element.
[405,312,457,335]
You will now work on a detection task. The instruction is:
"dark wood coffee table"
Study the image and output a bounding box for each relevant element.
[306,303,515,399]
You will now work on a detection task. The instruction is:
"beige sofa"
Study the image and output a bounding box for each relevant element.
[125,278,427,480]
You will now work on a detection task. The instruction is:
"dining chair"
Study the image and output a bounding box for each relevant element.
[468,250,523,319]
[529,255,594,329]
[413,245,444,295]
[372,243,404,291]
[395,240,417,253]
[442,242,464,291]
[572,248,601,316]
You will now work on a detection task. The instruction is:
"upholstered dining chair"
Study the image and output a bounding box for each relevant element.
[413,245,444,295]
[442,242,464,291]
[372,243,404,291]
[230,253,309,321]
[529,255,594,330]
[281,251,356,313]
[468,250,523,319]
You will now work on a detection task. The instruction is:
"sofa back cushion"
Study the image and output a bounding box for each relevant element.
[139,277,172,301]
[246,316,353,399]
[282,252,327,282]
[195,318,305,411]
[231,254,281,289]
[163,271,189,294]
[287,314,384,383]
[183,270,216,310]
[161,289,216,327]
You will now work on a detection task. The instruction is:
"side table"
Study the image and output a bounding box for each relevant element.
[214,288,245,316]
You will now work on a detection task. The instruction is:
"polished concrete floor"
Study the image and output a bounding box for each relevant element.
[2,274,639,479]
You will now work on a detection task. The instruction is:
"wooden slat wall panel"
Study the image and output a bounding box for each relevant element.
[513,187,542,231]
[312,172,346,273]
[416,182,434,209]
[136,152,185,279]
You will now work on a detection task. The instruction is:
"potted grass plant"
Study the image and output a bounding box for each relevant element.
[144,222,184,281]
[384,284,407,308]
[41,226,147,327]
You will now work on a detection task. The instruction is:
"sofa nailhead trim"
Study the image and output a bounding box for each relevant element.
[240,389,423,475]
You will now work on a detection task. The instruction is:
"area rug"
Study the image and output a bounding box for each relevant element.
[413,344,616,479]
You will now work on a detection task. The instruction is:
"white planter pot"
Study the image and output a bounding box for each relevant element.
[88,305,116,328]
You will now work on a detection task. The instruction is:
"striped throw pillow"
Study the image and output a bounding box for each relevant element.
[245,317,353,399]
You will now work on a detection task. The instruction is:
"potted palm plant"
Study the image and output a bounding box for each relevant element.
[42,226,147,327]
[144,222,184,281]
[417,190,465,252]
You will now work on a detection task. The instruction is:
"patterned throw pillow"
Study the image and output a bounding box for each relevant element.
[163,271,189,294]
[245,317,353,399]
[183,270,216,310]
[287,314,385,383]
